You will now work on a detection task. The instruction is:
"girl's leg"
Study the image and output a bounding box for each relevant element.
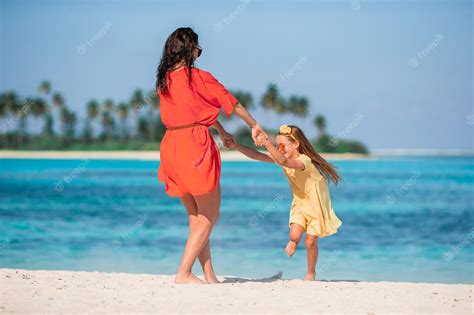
[304,234,319,280]
[179,193,219,284]
[175,184,221,284]
[285,223,305,257]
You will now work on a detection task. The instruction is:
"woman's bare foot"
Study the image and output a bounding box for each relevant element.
[285,240,297,257]
[204,273,220,284]
[174,272,205,284]
[304,272,316,281]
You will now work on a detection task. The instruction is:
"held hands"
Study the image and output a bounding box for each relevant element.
[218,123,267,149]
[218,130,236,148]
[256,133,268,146]
[251,124,268,146]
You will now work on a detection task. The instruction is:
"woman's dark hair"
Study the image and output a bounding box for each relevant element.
[156,27,199,96]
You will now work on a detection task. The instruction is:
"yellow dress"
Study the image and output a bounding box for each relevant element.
[280,154,342,237]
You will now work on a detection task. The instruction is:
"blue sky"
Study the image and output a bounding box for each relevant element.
[1,0,472,150]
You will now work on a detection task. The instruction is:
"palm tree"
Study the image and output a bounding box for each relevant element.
[52,93,64,108]
[103,99,114,112]
[232,90,254,109]
[37,81,54,136]
[2,91,27,146]
[130,89,146,139]
[60,107,75,145]
[117,102,129,142]
[219,90,254,121]
[3,91,19,113]
[130,89,145,112]
[146,90,160,111]
[51,93,68,143]
[0,91,15,119]
[0,93,7,122]
[101,100,115,141]
[0,92,14,142]
[43,113,54,137]
[145,90,159,141]
[29,97,46,117]
[29,97,48,136]
[38,81,51,95]
[261,84,286,125]
[287,96,309,118]
[313,114,327,137]
[66,111,77,141]
[137,116,149,140]
[84,99,99,143]
[261,84,281,111]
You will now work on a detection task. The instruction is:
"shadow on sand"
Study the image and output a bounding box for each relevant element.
[222,272,283,283]
[222,272,360,283]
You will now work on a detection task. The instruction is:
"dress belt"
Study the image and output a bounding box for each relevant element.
[166,122,207,131]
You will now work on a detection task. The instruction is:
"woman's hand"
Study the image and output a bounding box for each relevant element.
[256,133,268,146]
[233,103,267,146]
[251,124,268,146]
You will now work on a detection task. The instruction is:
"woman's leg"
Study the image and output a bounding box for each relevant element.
[179,193,219,283]
[304,234,319,280]
[285,223,305,257]
[175,184,221,284]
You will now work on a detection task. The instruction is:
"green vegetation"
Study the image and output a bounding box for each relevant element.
[0,81,368,154]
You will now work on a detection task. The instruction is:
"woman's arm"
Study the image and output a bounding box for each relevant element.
[232,102,268,145]
[233,142,274,163]
[260,138,305,170]
[211,120,225,134]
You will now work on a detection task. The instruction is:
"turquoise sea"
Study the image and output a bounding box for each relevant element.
[0,156,472,283]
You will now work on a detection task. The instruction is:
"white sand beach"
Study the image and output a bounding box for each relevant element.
[0,150,369,161]
[0,268,471,314]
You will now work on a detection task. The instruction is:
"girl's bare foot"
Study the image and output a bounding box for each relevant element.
[285,240,297,257]
[304,272,316,281]
[174,272,205,284]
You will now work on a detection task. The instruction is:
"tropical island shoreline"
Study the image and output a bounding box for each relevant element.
[0,268,471,313]
[0,150,370,161]
[2,149,473,161]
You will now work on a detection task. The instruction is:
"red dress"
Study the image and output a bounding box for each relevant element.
[157,67,237,197]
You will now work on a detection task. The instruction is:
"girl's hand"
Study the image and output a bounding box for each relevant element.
[219,131,235,148]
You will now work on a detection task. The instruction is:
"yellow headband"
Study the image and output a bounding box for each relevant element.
[279,125,298,141]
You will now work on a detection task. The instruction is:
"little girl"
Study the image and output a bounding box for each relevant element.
[226,124,342,280]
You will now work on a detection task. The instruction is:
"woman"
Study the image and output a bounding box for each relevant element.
[156,27,267,284]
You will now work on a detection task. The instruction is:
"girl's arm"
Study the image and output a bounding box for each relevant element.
[233,103,268,145]
[211,121,234,146]
[260,138,305,170]
[234,142,274,163]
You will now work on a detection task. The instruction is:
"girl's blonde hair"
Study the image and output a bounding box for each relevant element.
[279,124,341,185]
